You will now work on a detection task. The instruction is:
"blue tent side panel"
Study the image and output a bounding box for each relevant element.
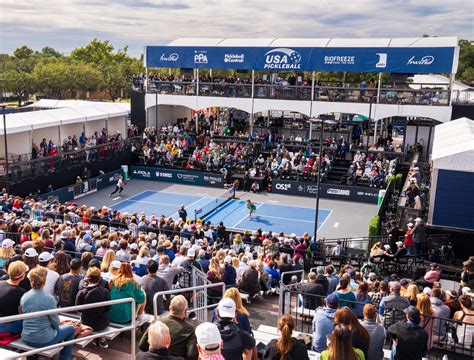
[433,169,474,230]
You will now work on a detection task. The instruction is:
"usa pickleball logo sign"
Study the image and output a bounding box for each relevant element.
[264,48,302,70]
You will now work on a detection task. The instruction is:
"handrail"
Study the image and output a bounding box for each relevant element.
[0,297,137,359]
[152,282,225,320]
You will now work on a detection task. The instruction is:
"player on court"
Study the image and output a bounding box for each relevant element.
[247,199,257,220]
[109,176,125,197]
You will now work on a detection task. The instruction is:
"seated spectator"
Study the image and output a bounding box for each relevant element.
[101,259,121,282]
[264,314,309,359]
[416,292,434,349]
[265,260,280,288]
[388,306,428,360]
[76,267,111,349]
[55,258,82,308]
[360,304,385,360]
[0,260,27,335]
[21,267,76,360]
[239,260,260,297]
[334,275,356,309]
[453,295,474,347]
[139,295,199,359]
[416,263,441,289]
[299,272,324,309]
[315,266,329,295]
[312,293,339,353]
[379,281,410,328]
[320,324,364,360]
[354,283,371,318]
[223,256,237,287]
[430,287,450,341]
[0,239,15,268]
[141,259,169,316]
[207,257,225,298]
[250,181,260,193]
[157,255,182,289]
[211,288,252,335]
[370,280,388,308]
[214,298,256,360]
[334,307,370,359]
[326,265,339,294]
[195,322,225,360]
[404,283,420,306]
[109,263,145,324]
[137,321,177,360]
[38,251,60,298]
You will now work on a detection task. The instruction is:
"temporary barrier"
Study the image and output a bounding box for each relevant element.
[131,166,225,188]
[271,179,381,204]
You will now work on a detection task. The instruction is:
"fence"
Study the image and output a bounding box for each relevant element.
[278,284,473,358]
[0,298,137,359]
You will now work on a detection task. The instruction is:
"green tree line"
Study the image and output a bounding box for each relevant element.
[0,38,472,107]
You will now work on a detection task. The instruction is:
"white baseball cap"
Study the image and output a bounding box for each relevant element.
[462,287,471,294]
[38,251,53,262]
[224,256,232,264]
[187,248,196,257]
[130,243,138,250]
[195,322,222,349]
[24,248,38,257]
[423,287,432,296]
[2,239,15,248]
[111,260,121,269]
[217,298,236,319]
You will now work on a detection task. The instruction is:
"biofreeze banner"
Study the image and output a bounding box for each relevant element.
[131,166,224,188]
[272,179,380,204]
[146,45,455,73]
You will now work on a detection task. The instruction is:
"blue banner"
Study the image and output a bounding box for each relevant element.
[146,45,455,73]
[131,166,225,188]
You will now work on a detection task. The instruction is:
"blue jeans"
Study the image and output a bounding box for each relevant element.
[25,325,75,360]
[0,320,22,334]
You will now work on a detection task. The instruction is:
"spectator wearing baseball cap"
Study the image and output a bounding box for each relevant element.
[0,260,28,335]
[0,238,15,268]
[38,251,60,298]
[312,293,339,352]
[214,298,256,360]
[195,322,224,360]
[388,306,428,360]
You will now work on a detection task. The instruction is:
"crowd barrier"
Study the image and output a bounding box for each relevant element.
[131,165,225,188]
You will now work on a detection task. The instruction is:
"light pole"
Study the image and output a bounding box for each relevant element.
[0,104,8,194]
[308,118,337,241]
[366,95,380,149]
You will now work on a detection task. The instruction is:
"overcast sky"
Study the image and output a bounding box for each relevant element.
[0,0,472,57]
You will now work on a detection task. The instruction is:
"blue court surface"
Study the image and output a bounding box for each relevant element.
[109,190,331,235]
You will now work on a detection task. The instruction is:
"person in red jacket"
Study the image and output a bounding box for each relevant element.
[404,223,414,256]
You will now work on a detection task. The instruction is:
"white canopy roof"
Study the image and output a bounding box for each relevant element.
[167,37,458,48]
[409,74,472,91]
[432,117,474,173]
[4,101,129,134]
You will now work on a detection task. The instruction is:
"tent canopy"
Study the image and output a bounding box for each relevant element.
[432,117,474,173]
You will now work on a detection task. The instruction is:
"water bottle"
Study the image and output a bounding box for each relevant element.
[442,355,448,360]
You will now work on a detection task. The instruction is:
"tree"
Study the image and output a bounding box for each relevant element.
[1,69,36,106]
[71,39,142,101]
[38,47,63,58]
[457,40,474,84]
[13,46,34,60]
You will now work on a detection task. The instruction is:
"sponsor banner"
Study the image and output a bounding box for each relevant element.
[271,179,380,204]
[131,166,224,188]
[146,45,455,74]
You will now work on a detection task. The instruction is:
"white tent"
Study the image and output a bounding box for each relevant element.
[431,117,474,172]
[409,74,473,103]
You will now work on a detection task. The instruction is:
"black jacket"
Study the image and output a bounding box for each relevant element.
[216,319,255,360]
[136,348,182,360]
[263,338,309,359]
[76,283,111,331]
[388,321,428,360]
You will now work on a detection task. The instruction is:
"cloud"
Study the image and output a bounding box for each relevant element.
[0,0,471,57]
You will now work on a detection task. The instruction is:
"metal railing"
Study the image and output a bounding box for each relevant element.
[152,281,225,322]
[145,81,450,106]
[0,297,137,359]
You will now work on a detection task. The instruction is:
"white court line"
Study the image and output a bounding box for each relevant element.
[256,214,314,223]
[318,209,333,233]
[168,196,210,219]
[232,203,264,228]
[123,199,185,207]
[112,197,121,201]
[108,189,149,208]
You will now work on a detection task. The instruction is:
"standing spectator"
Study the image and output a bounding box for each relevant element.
[430,287,450,341]
[299,272,324,309]
[141,259,169,316]
[453,295,474,348]
[379,281,410,328]
[412,218,426,257]
[195,322,225,360]
[137,321,177,360]
[55,258,82,308]
[320,324,365,360]
[334,307,370,359]
[360,304,385,360]
[21,267,76,360]
[312,293,338,353]
[388,306,428,360]
[109,263,145,324]
[0,261,27,335]
[263,314,309,359]
[418,263,441,289]
[214,298,256,360]
[76,267,111,349]
[178,205,187,221]
[139,295,199,359]
[416,292,434,349]
[403,223,414,256]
